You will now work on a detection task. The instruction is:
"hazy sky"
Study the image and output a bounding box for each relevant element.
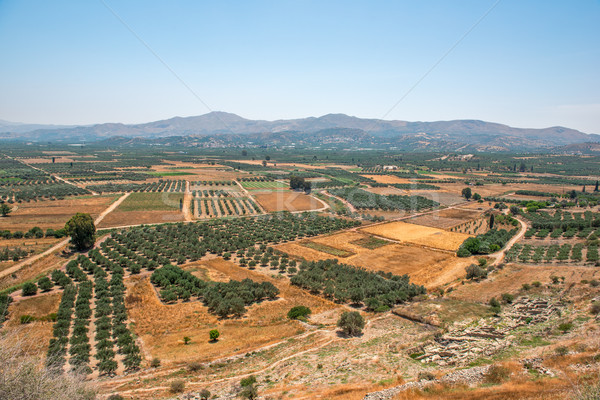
[0,1,599,133]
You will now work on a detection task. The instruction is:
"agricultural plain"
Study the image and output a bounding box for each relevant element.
[1,148,600,400]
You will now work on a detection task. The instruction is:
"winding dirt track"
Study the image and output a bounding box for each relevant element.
[490,216,528,265]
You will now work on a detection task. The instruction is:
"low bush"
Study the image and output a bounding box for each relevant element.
[169,379,185,393]
[287,305,312,320]
[484,364,510,384]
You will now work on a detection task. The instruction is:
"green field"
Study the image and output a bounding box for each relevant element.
[117,192,183,211]
[351,236,391,250]
[241,181,288,189]
[300,241,354,257]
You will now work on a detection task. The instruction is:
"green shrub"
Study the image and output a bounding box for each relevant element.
[20,315,36,324]
[501,293,514,304]
[558,322,573,333]
[209,329,220,342]
[22,282,37,296]
[287,305,312,320]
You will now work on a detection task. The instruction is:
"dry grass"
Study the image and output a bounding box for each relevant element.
[2,293,61,357]
[0,247,70,291]
[449,264,600,303]
[1,195,118,231]
[0,329,96,399]
[408,208,482,229]
[253,191,324,212]
[0,238,61,273]
[360,175,413,184]
[98,210,184,228]
[125,258,340,365]
[391,380,570,400]
[6,292,61,325]
[149,161,239,180]
[361,221,471,251]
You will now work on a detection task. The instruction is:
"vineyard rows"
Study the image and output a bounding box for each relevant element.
[193,192,261,218]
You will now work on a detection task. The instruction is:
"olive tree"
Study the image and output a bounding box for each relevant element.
[337,311,365,336]
[65,213,96,251]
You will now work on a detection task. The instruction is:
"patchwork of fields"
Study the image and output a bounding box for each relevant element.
[2,149,600,400]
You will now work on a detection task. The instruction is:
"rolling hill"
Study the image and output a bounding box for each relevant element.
[0,112,598,151]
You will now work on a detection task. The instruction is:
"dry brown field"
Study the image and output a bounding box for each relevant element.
[227,159,352,170]
[0,237,61,273]
[98,210,184,228]
[408,208,482,229]
[253,191,325,212]
[438,182,581,198]
[360,221,471,251]
[0,245,70,291]
[2,293,61,357]
[360,174,413,184]
[125,258,340,365]
[276,231,474,289]
[0,195,118,231]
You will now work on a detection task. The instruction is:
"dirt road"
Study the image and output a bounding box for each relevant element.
[490,216,527,265]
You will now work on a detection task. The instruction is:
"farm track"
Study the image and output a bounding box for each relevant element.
[490,216,528,266]
[183,181,193,222]
[324,190,357,213]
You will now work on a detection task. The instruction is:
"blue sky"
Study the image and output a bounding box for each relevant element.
[0,0,598,133]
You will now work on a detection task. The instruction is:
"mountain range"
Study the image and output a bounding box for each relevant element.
[1,112,598,152]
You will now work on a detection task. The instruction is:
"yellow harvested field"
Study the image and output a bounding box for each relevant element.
[253,191,325,212]
[276,231,473,289]
[360,221,471,251]
[360,174,413,184]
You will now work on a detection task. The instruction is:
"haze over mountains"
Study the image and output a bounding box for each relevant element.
[1,112,598,152]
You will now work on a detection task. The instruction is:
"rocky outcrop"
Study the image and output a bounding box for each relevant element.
[417,297,560,366]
